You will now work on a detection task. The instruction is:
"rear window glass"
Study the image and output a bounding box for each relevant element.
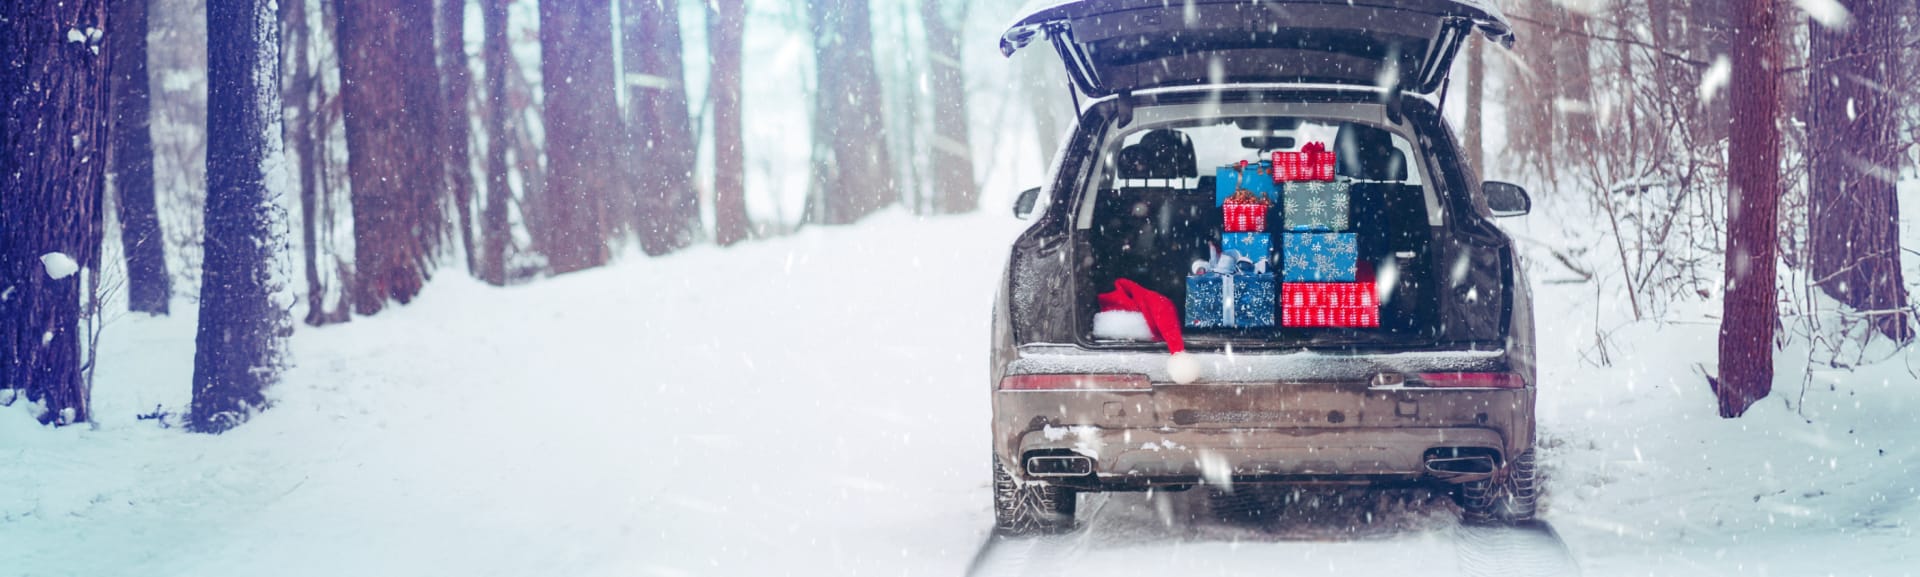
[1074,116,1443,347]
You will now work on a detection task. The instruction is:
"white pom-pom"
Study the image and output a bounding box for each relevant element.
[1166,351,1202,384]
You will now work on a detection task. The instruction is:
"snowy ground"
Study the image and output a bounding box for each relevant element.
[5,185,1919,576]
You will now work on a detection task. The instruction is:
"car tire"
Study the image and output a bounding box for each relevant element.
[993,459,1077,535]
[1456,449,1538,524]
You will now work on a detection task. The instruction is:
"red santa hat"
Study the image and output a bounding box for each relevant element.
[1090,279,1202,384]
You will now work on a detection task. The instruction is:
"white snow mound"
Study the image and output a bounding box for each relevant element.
[39,252,78,280]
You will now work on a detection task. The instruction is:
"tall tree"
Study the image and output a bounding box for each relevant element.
[0,1,109,425]
[193,0,291,433]
[1716,0,1784,419]
[622,0,701,255]
[479,0,512,284]
[540,0,621,273]
[439,0,479,275]
[709,0,750,246]
[1551,9,1596,157]
[335,0,445,314]
[281,0,342,326]
[921,0,978,214]
[807,0,897,224]
[1807,1,1911,342]
[108,0,173,315]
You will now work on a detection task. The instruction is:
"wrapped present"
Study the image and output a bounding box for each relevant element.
[1271,142,1337,182]
[1222,190,1270,232]
[1281,181,1350,231]
[1281,232,1357,282]
[1185,272,1277,328]
[1221,232,1272,266]
[1280,281,1380,328]
[1214,160,1278,205]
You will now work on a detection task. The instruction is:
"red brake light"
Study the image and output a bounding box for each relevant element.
[1415,372,1524,388]
[999,374,1152,391]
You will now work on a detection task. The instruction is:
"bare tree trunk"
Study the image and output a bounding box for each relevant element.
[1807,1,1911,342]
[622,0,701,255]
[1689,0,1733,145]
[439,0,479,275]
[193,0,291,433]
[1717,0,1784,419]
[109,0,173,315]
[0,0,109,425]
[1462,34,1484,176]
[479,0,511,284]
[540,0,620,273]
[336,0,445,314]
[808,0,897,224]
[1553,10,1597,158]
[922,0,978,214]
[709,0,750,246]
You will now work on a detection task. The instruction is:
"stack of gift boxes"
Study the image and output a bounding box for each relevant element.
[1182,144,1380,330]
[1276,142,1378,328]
[1185,160,1277,328]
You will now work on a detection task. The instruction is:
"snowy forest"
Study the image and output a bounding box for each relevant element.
[2,0,1918,575]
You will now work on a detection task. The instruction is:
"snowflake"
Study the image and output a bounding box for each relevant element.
[1286,254,1309,272]
[1314,255,1338,278]
[1331,193,1350,213]
[1331,238,1355,255]
[1283,197,1298,214]
[1303,197,1326,217]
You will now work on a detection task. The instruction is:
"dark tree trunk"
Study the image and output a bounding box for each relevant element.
[1552,10,1596,157]
[622,0,701,255]
[539,0,620,273]
[922,0,977,214]
[1807,1,1911,342]
[0,0,109,425]
[1462,34,1484,175]
[1717,0,1784,419]
[807,0,896,225]
[709,0,749,246]
[1689,0,1733,145]
[193,0,292,433]
[335,0,445,314]
[479,0,511,284]
[439,0,479,275]
[108,0,172,315]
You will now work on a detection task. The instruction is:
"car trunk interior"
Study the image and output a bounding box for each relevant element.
[1074,116,1443,350]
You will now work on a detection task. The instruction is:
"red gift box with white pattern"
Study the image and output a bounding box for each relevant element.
[1280,282,1379,327]
[1271,143,1337,182]
[1222,200,1267,232]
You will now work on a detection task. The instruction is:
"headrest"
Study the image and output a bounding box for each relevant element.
[1118,129,1198,180]
[1334,124,1408,181]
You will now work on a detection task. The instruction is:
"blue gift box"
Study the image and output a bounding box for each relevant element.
[1214,162,1278,206]
[1281,232,1358,282]
[1184,272,1277,328]
[1221,232,1272,265]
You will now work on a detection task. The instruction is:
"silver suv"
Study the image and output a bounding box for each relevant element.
[990,0,1539,534]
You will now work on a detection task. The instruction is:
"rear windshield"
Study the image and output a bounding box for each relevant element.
[1074,115,1443,348]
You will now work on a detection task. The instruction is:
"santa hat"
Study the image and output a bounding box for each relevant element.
[1090,279,1203,384]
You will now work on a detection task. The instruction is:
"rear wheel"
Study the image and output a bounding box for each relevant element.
[1459,446,1536,525]
[993,459,1077,535]
[1456,449,1538,524]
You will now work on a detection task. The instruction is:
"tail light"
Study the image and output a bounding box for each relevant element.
[1414,372,1525,389]
[999,374,1152,391]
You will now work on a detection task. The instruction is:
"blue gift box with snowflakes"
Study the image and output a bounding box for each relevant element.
[1281,232,1358,282]
[1184,272,1277,328]
[1281,181,1350,231]
[1220,232,1272,266]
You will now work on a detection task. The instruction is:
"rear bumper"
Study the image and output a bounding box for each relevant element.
[992,383,1533,489]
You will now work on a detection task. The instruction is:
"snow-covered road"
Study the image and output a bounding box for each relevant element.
[5,207,1917,577]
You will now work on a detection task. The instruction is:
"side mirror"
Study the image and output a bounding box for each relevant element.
[1012,186,1043,220]
[1483,181,1531,217]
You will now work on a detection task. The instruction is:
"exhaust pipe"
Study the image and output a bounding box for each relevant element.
[1424,454,1496,480]
[1026,455,1094,477]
